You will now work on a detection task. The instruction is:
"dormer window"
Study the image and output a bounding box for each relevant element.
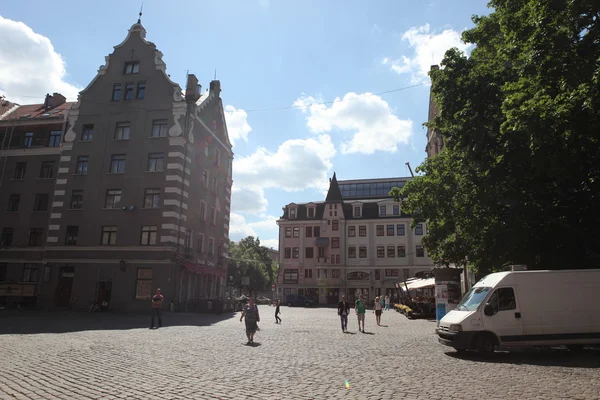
[353,206,361,218]
[393,204,400,216]
[307,207,315,218]
[379,205,387,216]
[289,207,297,219]
[124,61,139,74]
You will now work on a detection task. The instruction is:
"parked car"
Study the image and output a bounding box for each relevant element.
[256,296,271,305]
[285,294,315,307]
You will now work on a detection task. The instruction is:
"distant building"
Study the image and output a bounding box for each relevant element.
[276,173,434,305]
[425,65,444,158]
[0,20,233,311]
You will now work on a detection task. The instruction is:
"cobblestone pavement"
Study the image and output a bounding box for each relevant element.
[1,307,599,399]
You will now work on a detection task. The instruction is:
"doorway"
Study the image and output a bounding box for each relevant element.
[54,266,75,307]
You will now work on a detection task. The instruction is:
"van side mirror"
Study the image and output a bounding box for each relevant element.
[484,303,494,316]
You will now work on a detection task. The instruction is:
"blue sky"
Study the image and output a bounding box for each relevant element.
[0,0,490,249]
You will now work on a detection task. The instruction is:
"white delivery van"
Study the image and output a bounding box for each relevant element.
[437,269,600,355]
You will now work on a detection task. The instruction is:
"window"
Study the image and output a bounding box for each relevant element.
[488,288,517,314]
[147,153,164,172]
[1,228,14,247]
[327,237,337,249]
[22,264,37,282]
[204,141,209,157]
[211,207,217,225]
[376,225,384,236]
[375,269,381,280]
[283,269,298,284]
[285,227,292,238]
[209,238,215,255]
[305,226,313,237]
[359,226,367,237]
[139,225,158,246]
[314,226,321,237]
[289,208,297,219]
[415,224,424,235]
[304,269,312,278]
[293,227,300,238]
[81,125,94,141]
[393,205,400,215]
[135,268,153,300]
[318,247,325,258]
[397,245,406,258]
[124,83,134,100]
[13,162,26,180]
[335,254,340,264]
[48,130,62,147]
[202,170,209,187]
[292,247,299,258]
[33,194,49,212]
[0,263,6,281]
[197,234,204,253]
[7,194,20,212]
[70,190,83,209]
[136,82,146,99]
[379,205,387,216]
[215,149,221,167]
[308,207,315,218]
[151,119,168,137]
[39,161,55,179]
[115,122,130,140]
[332,269,340,279]
[377,246,385,258]
[284,248,291,258]
[348,226,355,237]
[65,226,78,245]
[28,228,43,246]
[348,246,356,258]
[305,247,314,258]
[112,84,122,101]
[110,154,126,173]
[416,245,425,257]
[387,225,395,236]
[76,156,89,175]
[353,206,361,217]
[101,226,118,245]
[397,224,405,236]
[199,202,206,220]
[212,177,218,193]
[105,189,122,209]
[217,243,223,258]
[124,61,139,74]
[385,269,399,277]
[143,189,161,209]
[387,246,395,258]
[332,220,339,231]
[359,246,367,258]
[403,269,410,280]
[23,132,33,147]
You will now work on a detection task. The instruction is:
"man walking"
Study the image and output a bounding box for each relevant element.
[338,295,351,332]
[385,295,391,310]
[150,288,163,329]
[355,294,367,333]
[275,299,282,324]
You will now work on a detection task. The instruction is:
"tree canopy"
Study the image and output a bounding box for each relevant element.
[392,0,600,275]
[227,236,277,295]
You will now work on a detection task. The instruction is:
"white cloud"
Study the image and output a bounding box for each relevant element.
[0,16,81,104]
[383,23,473,84]
[224,105,252,146]
[229,213,257,238]
[229,213,279,250]
[260,239,278,250]
[233,134,336,191]
[293,93,413,154]
[231,186,268,214]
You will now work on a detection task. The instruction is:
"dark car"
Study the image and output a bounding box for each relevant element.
[285,294,315,307]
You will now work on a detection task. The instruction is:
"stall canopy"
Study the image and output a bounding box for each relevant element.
[405,277,435,290]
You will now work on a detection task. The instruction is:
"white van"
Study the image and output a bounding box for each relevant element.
[437,269,600,355]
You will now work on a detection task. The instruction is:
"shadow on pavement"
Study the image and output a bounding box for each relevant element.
[244,342,262,347]
[344,331,357,335]
[445,347,600,368]
[0,310,237,335]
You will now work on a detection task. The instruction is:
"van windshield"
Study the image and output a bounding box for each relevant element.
[456,287,491,311]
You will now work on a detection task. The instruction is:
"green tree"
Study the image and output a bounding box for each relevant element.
[227,236,275,295]
[393,0,600,275]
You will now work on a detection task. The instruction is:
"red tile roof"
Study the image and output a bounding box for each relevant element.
[0,101,74,121]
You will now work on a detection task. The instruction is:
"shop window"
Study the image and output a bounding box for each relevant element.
[135,268,153,300]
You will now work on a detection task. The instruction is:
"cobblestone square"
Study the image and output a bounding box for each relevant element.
[1,307,599,399]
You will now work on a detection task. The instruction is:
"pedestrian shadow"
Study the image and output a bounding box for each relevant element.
[445,347,600,368]
[344,331,357,335]
[379,325,389,328]
[362,331,375,335]
[244,342,262,347]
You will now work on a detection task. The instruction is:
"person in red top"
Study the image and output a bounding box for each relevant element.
[150,288,164,329]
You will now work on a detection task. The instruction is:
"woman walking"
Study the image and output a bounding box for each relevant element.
[240,297,260,344]
[373,296,383,326]
[275,299,282,324]
[385,295,391,311]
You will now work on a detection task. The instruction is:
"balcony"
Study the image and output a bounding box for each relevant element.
[316,257,329,265]
[315,237,329,246]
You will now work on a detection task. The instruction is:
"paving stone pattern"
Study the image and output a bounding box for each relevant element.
[0,307,599,399]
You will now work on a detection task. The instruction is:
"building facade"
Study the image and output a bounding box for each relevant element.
[276,174,434,305]
[0,21,233,311]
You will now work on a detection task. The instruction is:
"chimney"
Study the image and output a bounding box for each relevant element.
[46,93,66,109]
[209,80,221,97]
[185,74,201,102]
[44,94,51,110]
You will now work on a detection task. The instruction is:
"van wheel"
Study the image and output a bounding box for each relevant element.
[475,334,496,356]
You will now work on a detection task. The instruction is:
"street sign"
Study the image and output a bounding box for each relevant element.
[271,284,276,289]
